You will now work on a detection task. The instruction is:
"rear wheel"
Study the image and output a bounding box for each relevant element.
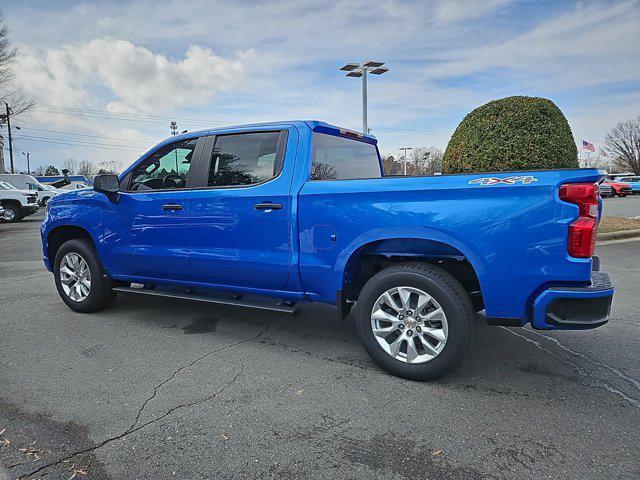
[54,239,116,313]
[354,263,474,381]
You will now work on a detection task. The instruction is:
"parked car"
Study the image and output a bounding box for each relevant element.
[602,179,632,197]
[598,182,613,198]
[40,121,614,381]
[0,205,5,219]
[614,176,640,194]
[0,180,39,222]
[0,173,63,206]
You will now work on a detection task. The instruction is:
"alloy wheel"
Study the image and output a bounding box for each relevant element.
[59,252,92,302]
[370,286,448,364]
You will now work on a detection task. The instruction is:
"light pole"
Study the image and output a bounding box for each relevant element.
[399,147,413,175]
[21,152,30,175]
[340,61,389,135]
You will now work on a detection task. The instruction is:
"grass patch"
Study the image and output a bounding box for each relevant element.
[599,216,640,234]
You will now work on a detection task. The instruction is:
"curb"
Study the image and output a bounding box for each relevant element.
[597,229,640,241]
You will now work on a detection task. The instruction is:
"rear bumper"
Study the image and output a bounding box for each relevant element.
[530,272,613,330]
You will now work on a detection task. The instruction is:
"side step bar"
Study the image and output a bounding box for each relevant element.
[113,286,298,314]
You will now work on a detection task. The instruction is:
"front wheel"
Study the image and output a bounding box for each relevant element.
[1,205,21,223]
[354,263,474,381]
[53,239,116,313]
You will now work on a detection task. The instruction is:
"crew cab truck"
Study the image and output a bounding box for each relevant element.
[40,121,614,380]
[0,180,39,222]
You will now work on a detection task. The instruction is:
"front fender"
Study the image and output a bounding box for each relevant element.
[41,191,106,271]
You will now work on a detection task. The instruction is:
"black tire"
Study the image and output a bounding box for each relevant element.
[42,196,51,206]
[53,239,116,313]
[1,204,21,223]
[354,263,474,381]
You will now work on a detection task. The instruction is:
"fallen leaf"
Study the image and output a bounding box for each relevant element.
[0,439,11,447]
[68,467,88,479]
[432,449,444,456]
[0,428,5,435]
[220,432,230,441]
[295,388,304,396]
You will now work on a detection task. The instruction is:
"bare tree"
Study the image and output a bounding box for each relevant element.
[0,15,34,117]
[381,155,401,175]
[78,160,97,179]
[605,115,640,175]
[61,158,78,175]
[410,147,444,176]
[97,159,124,174]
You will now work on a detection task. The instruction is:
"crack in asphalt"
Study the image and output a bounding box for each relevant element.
[126,323,270,433]
[501,327,640,410]
[527,330,640,392]
[18,324,270,480]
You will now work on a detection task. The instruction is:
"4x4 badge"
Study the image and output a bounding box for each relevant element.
[468,176,538,186]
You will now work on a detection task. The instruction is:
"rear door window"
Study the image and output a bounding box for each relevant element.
[207,132,284,187]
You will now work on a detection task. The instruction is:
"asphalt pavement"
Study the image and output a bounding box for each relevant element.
[602,195,640,218]
[1,213,639,480]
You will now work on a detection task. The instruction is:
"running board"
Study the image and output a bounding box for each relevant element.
[112,286,298,314]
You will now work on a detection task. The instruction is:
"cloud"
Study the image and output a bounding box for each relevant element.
[15,38,251,113]
[428,1,640,88]
[433,0,511,23]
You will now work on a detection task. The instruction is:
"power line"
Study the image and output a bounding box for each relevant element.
[15,126,152,145]
[14,133,143,149]
[12,135,144,152]
[34,104,231,127]
[33,104,452,136]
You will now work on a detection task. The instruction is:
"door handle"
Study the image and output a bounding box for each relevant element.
[254,202,283,211]
[162,204,183,211]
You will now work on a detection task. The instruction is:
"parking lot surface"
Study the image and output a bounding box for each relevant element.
[1,214,639,479]
[602,195,640,218]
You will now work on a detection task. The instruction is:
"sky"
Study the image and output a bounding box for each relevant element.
[1,0,639,173]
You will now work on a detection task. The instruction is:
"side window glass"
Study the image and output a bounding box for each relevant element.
[129,138,197,191]
[311,133,381,180]
[208,132,282,187]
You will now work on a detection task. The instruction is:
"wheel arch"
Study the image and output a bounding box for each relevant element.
[0,199,22,209]
[339,232,487,316]
[47,225,98,266]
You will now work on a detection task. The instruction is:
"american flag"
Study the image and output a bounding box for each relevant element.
[582,140,595,152]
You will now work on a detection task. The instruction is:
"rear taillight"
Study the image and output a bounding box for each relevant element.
[559,182,599,258]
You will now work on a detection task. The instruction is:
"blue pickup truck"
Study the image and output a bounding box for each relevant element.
[41,121,613,380]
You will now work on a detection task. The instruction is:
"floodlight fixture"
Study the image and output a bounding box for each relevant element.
[340,63,360,71]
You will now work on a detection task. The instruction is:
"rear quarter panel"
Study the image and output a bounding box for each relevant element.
[298,169,603,320]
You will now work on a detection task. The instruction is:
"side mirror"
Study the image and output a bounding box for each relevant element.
[93,174,120,201]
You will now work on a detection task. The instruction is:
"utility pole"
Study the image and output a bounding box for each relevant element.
[400,147,413,175]
[22,152,30,175]
[0,133,5,174]
[5,102,14,174]
[170,122,179,172]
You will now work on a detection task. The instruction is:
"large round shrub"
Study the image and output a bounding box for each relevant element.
[442,96,578,174]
